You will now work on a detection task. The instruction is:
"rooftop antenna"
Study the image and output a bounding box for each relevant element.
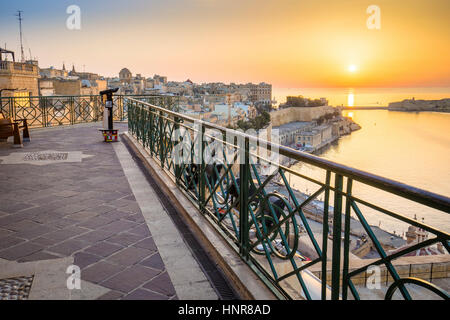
[16,10,25,62]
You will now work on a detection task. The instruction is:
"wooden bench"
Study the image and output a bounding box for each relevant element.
[0,111,30,147]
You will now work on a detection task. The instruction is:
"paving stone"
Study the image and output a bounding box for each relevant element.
[0,242,44,260]
[0,227,13,238]
[133,237,157,251]
[32,237,62,247]
[53,190,80,198]
[66,210,100,221]
[88,205,116,215]
[82,261,125,284]
[119,203,141,214]
[0,214,28,227]
[29,195,60,206]
[78,216,117,229]
[45,226,89,241]
[123,288,168,300]
[0,202,36,213]
[74,251,102,269]
[127,224,151,237]
[4,219,43,232]
[143,271,176,297]
[106,199,136,208]
[123,194,136,201]
[105,233,144,246]
[47,239,90,255]
[84,241,124,257]
[0,236,26,250]
[14,224,55,240]
[17,251,61,262]
[97,290,124,300]
[96,192,126,202]
[44,217,78,229]
[101,210,130,220]
[72,229,117,243]
[101,265,160,293]
[98,220,138,233]
[106,246,153,266]
[139,252,165,271]
[30,212,61,223]
[53,204,86,215]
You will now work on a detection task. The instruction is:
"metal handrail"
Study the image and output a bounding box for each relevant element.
[126,96,450,300]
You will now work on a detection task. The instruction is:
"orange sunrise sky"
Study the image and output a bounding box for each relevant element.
[1,0,450,88]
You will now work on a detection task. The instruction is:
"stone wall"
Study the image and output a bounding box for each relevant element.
[270,106,335,127]
[0,62,39,97]
[51,79,81,95]
[0,74,39,97]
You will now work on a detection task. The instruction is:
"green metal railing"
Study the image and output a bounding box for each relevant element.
[0,94,178,128]
[129,97,449,300]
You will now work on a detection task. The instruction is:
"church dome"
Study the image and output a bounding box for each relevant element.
[119,68,132,79]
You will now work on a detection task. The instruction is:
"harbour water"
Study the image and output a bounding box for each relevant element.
[285,109,450,235]
[272,87,450,107]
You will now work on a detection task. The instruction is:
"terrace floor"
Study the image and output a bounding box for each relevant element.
[0,122,218,300]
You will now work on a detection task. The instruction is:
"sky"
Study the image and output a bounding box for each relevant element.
[1,0,450,88]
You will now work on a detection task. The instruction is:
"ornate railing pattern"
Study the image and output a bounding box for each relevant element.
[127,97,450,300]
[0,94,178,128]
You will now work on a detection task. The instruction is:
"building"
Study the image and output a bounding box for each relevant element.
[316,124,332,142]
[119,68,132,84]
[297,130,322,148]
[39,64,106,96]
[0,48,39,98]
[38,79,55,96]
[274,121,314,145]
[48,78,106,96]
[242,82,272,103]
[40,65,68,78]
[153,74,167,85]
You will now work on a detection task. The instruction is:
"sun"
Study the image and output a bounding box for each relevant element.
[348,64,357,73]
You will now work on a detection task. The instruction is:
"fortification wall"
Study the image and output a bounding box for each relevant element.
[270,106,335,127]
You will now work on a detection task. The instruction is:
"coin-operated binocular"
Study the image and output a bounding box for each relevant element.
[99,88,119,142]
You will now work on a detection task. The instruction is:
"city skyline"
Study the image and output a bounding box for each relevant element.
[1,0,450,88]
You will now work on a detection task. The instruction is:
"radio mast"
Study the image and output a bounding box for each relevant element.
[16,10,25,62]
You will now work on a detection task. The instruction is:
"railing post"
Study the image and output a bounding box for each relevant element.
[11,97,16,121]
[149,105,154,156]
[342,178,353,299]
[199,124,206,213]
[239,136,250,260]
[331,173,344,300]
[94,96,99,122]
[321,170,331,300]
[69,96,75,125]
[41,96,47,127]
[159,110,164,167]
[174,115,181,186]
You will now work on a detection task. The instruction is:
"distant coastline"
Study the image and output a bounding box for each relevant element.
[388,98,450,113]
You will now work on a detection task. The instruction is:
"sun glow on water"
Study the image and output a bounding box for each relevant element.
[347,92,354,106]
